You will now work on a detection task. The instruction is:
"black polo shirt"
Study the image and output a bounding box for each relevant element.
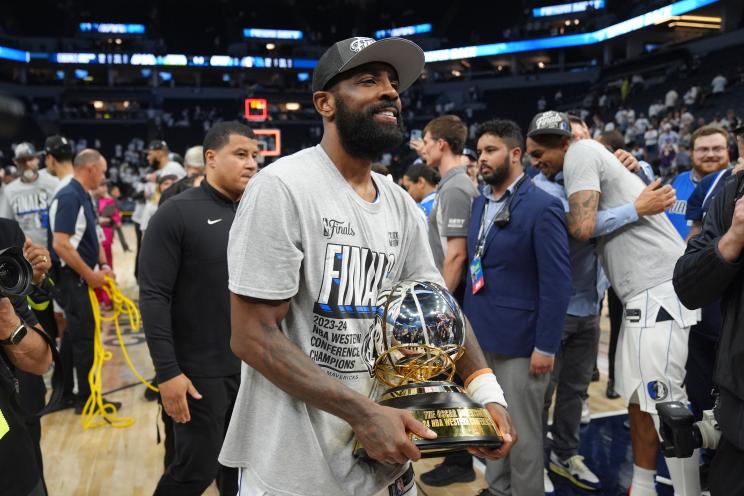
[139,180,241,382]
[49,178,100,269]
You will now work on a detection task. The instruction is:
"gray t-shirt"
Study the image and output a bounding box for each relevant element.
[3,174,59,246]
[221,145,443,496]
[427,166,478,271]
[563,139,686,302]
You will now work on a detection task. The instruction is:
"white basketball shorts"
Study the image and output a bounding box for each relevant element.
[615,280,699,415]
[237,464,417,496]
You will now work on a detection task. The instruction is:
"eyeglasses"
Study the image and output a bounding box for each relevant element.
[693,146,727,155]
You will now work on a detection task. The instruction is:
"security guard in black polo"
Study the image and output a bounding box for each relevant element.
[139,121,258,496]
[49,148,118,414]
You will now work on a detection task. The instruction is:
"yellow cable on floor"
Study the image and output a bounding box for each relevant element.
[81,276,159,429]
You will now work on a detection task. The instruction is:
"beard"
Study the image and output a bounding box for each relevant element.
[695,158,727,175]
[334,95,405,161]
[482,156,512,187]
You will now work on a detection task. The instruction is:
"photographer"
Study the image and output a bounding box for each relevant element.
[0,218,54,496]
[674,171,744,495]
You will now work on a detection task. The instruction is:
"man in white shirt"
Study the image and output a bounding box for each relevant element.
[711,74,727,95]
[683,86,699,106]
[526,111,701,496]
[665,88,679,110]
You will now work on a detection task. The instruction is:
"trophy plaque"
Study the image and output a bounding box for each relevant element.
[354,280,503,458]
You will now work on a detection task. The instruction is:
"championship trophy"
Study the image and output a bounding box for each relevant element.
[354,280,503,458]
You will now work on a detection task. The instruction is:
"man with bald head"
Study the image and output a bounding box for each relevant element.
[50,148,119,414]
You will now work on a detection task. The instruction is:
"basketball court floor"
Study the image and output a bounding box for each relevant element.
[39,225,666,496]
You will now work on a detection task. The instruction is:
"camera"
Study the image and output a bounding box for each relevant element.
[0,246,34,297]
[657,401,721,458]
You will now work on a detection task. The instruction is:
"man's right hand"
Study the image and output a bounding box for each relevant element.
[351,402,436,464]
[409,138,424,157]
[85,268,115,289]
[727,197,744,246]
[0,298,21,341]
[634,178,676,216]
[614,149,641,173]
[158,373,203,423]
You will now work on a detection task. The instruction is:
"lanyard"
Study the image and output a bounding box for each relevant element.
[475,197,508,258]
[474,174,528,258]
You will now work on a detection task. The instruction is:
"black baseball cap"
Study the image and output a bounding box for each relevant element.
[148,139,168,151]
[462,147,477,161]
[44,135,73,159]
[527,111,572,139]
[734,125,744,137]
[311,37,424,94]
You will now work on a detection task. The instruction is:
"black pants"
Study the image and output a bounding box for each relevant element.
[154,375,240,496]
[134,222,142,280]
[710,436,744,496]
[607,287,623,383]
[32,305,58,340]
[56,268,95,402]
[685,331,717,420]
[53,330,75,397]
[17,370,47,494]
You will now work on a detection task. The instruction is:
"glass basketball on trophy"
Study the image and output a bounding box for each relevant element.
[354,280,503,458]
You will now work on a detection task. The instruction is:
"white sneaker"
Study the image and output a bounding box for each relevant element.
[581,398,591,425]
[544,468,555,495]
[549,452,601,491]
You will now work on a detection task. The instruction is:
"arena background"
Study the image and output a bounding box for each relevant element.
[1,0,743,494]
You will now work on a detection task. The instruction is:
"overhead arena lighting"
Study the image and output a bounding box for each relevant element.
[374,23,433,39]
[11,0,721,70]
[668,21,721,29]
[425,0,720,62]
[657,14,721,29]
[532,0,605,18]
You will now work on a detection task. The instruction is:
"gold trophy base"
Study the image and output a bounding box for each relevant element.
[353,381,503,458]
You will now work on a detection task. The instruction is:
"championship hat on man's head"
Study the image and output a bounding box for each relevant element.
[312,37,425,94]
[13,142,41,160]
[147,139,168,151]
[527,111,572,139]
[44,135,73,159]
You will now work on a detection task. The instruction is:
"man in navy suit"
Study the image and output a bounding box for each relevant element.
[465,119,571,496]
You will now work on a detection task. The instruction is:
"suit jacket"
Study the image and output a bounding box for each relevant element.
[464,178,572,357]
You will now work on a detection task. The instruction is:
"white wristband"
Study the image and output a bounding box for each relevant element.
[466,372,507,409]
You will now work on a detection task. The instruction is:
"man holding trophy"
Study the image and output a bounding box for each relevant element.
[221,36,515,496]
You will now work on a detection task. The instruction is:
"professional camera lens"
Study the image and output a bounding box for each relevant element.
[0,260,20,287]
[0,246,33,297]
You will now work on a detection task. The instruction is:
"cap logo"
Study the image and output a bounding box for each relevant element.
[535,111,565,130]
[349,37,376,53]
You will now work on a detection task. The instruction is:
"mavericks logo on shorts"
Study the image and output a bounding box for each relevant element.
[647,380,669,401]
